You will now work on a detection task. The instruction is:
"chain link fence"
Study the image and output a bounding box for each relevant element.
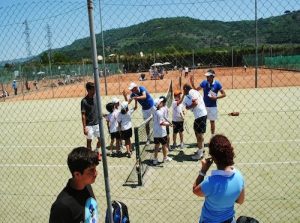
[0,0,299,222]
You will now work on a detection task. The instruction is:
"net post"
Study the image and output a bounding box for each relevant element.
[134,127,143,186]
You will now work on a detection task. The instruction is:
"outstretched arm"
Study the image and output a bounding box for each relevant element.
[193,158,213,197]
[217,89,226,99]
[123,89,133,104]
[133,91,146,100]
[190,74,202,91]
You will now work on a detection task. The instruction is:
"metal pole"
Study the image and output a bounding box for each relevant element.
[86,1,113,223]
[98,0,108,95]
[192,49,195,68]
[255,0,258,88]
[134,127,143,186]
[231,47,234,89]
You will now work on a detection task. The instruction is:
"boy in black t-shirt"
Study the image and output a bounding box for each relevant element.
[49,147,100,223]
[81,82,101,160]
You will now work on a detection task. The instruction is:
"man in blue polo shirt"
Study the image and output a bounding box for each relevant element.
[190,69,226,136]
[123,82,154,144]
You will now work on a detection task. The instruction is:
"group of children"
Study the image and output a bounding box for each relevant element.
[104,98,137,158]
[105,90,186,165]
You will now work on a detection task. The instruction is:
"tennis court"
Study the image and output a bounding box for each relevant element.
[0,85,299,222]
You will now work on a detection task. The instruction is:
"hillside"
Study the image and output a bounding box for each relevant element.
[56,10,300,60]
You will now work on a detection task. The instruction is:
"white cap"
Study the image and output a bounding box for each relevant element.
[121,101,128,109]
[112,97,120,104]
[154,98,164,107]
[128,82,138,90]
[204,71,215,77]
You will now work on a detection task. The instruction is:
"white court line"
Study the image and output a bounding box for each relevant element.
[1,160,300,168]
[0,138,299,149]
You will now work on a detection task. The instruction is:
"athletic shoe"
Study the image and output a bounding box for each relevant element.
[163,156,172,162]
[171,143,177,149]
[153,159,158,165]
[127,152,132,158]
[146,139,151,145]
[180,143,185,149]
[168,146,174,152]
[192,150,204,160]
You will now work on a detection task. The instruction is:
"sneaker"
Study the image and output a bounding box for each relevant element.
[192,150,204,160]
[168,146,174,152]
[127,152,132,158]
[146,139,151,145]
[153,159,158,165]
[171,143,177,149]
[163,156,172,162]
[180,143,185,149]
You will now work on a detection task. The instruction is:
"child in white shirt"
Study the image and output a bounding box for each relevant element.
[172,90,185,149]
[118,101,137,158]
[105,99,121,156]
[152,98,172,165]
[159,95,172,151]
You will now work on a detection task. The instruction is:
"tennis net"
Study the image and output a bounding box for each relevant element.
[124,81,173,186]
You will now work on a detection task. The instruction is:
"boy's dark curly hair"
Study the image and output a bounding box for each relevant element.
[209,134,235,169]
[106,102,114,113]
[67,147,99,175]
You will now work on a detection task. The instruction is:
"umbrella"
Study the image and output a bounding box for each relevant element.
[151,63,163,67]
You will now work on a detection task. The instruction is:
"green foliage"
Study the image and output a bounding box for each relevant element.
[35,11,300,70]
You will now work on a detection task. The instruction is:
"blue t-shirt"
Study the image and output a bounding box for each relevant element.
[130,86,154,110]
[199,169,244,223]
[200,80,222,107]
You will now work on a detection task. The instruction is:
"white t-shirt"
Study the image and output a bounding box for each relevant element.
[183,89,207,119]
[153,109,167,138]
[117,109,134,131]
[160,105,170,121]
[106,110,120,133]
[172,101,184,122]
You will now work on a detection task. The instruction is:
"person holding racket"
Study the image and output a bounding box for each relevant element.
[50,147,100,223]
[182,84,207,160]
[193,134,245,223]
[190,69,226,136]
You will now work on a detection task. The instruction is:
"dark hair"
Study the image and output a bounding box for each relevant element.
[183,83,192,92]
[67,147,99,175]
[106,102,114,113]
[159,95,167,103]
[86,82,95,90]
[121,107,128,114]
[209,134,235,169]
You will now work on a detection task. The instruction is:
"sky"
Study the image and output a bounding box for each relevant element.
[0,0,299,61]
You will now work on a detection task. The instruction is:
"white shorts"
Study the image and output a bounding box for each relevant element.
[86,125,100,140]
[142,107,154,120]
[206,107,218,121]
